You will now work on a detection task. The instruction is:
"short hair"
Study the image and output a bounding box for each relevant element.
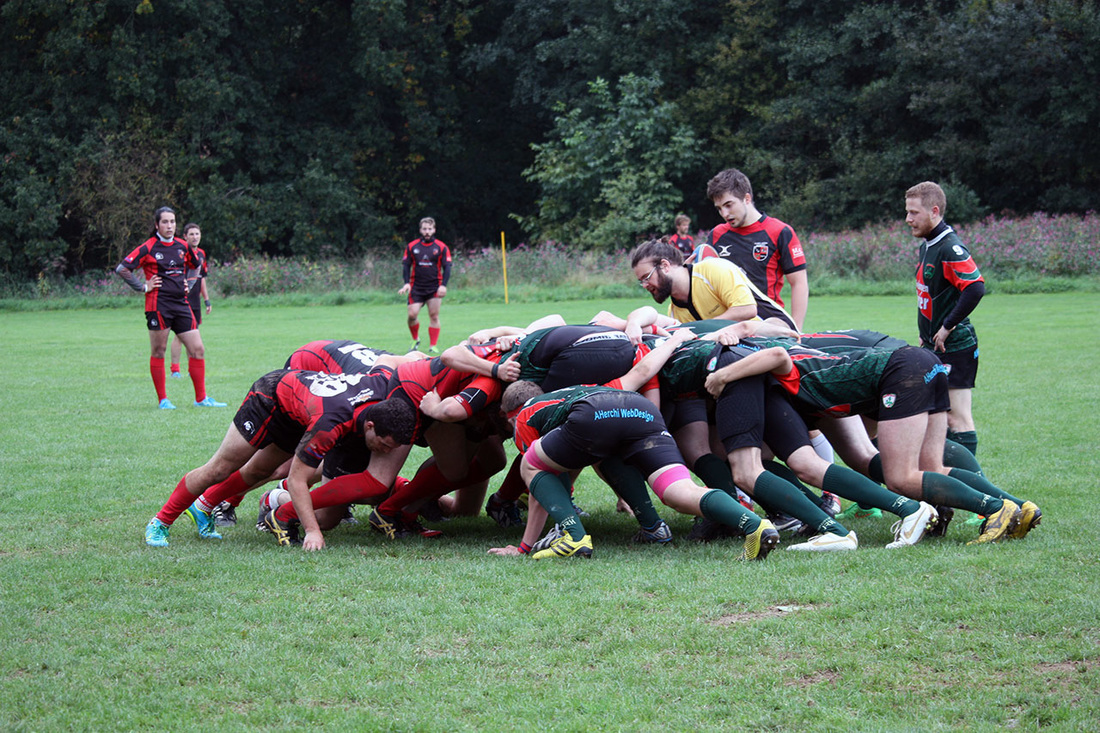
[905,181,947,216]
[182,222,201,235]
[630,238,682,268]
[502,380,544,415]
[706,168,753,201]
[674,213,690,227]
[420,217,435,227]
[357,398,416,445]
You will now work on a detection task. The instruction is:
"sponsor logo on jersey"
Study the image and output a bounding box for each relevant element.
[243,420,255,433]
[155,252,164,260]
[882,394,896,408]
[717,244,733,258]
[347,388,376,405]
[923,264,935,280]
[752,243,769,262]
[791,243,804,259]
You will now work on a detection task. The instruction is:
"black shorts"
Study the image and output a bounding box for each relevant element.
[540,335,636,392]
[233,373,303,454]
[875,346,951,421]
[408,284,442,305]
[712,350,766,453]
[762,387,813,461]
[661,397,709,433]
[539,391,684,477]
[321,433,371,480]
[935,346,979,389]
[146,298,197,334]
[187,288,203,327]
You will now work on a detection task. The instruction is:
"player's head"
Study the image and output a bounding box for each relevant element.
[183,222,201,247]
[153,206,176,238]
[419,217,436,240]
[674,213,690,233]
[501,380,544,424]
[707,168,757,227]
[905,181,946,238]
[630,239,680,303]
[357,398,416,452]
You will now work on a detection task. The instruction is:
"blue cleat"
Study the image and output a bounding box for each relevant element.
[159,398,177,410]
[169,371,184,379]
[145,518,170,547]
[194,396,227,407]
[183,502,223,539]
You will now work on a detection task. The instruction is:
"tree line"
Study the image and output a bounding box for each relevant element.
[1,0,1096,278]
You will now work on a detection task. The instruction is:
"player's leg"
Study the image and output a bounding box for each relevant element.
[522,437,593,559]
[177,328,224,407]
[148,327,172,407]
[406,299,423,350]
[169,332,183,378]
[425,296,443,353]
[145,424,261,546]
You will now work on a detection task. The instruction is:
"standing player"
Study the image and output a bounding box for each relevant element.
[168,222,212,380]
[398,217,452,354]
[669,214,695,260]
[705,168,808,331]
[115,206,226,409]
[906,181,985,458]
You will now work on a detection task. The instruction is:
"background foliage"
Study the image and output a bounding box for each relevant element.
[2,0,1097,278]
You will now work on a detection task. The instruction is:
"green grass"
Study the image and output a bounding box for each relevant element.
[1,295,1098,730]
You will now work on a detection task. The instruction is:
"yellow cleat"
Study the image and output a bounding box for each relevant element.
[1008,501,1042,540]
[739,519,780,561]
[967,500,1021,545]
[530,533,593,559]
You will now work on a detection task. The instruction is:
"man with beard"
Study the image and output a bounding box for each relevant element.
[629,239,796,330]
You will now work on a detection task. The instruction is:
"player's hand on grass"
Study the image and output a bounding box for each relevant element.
[302,530,325,552]
[487,545,523,556]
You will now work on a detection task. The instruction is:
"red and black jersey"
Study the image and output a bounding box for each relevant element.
[402,237,452,290]
[707,215,806,307]
[185,246,208,292]
[274,369,391,467]
[285,340,392,374]
[119,236,198,310]
[389,356,502,419]
[669,233,695,258]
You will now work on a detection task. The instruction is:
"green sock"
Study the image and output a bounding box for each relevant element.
[598,457,662,529]
[867,453,885,484]
[751,471,848,537]
[698,489,760,535]
[823,464,919,518]
[946,429,978,457]
[944,439,983,476]
[764,460,823,507]
[920,471,1002,516]
[692,453,738,496]
[948,468,1023,506]
[529,471,586,541]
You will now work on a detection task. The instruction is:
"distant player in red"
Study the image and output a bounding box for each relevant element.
[115,206,225,410]
[399,217,451,354]
[169,222,212,379]
[669,214,695,260]
[705,168,809,331]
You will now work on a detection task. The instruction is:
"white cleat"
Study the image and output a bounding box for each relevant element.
[886,501,938,548]
[787,530,858,552]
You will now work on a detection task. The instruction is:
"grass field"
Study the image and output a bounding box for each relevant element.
[1,294,1098,731]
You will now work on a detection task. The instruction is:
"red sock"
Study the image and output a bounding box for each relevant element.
[155,476,199,525]
[276,471,390,521]
[226,491,249,508]
[409,322,420,341]
[378,461,451,516]
[189,358,206,401]
[428,326,440,347]
[199,470,250,508]
[170,364,181,374]
[150,357,167,400]
[495,455,527,501]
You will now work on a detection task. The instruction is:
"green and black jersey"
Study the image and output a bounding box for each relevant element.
[916,223,983,353]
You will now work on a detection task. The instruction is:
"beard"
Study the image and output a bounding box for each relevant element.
[651,271,673,303]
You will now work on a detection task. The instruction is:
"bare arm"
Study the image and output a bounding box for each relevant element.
[704,346,792,398]
[618,328,695,393]
[418,390,472,423]
[713,303,758,322]
[786,269,809,332]
[287,458,325,551]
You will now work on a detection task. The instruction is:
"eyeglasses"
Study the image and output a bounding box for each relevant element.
[637,263,660,287]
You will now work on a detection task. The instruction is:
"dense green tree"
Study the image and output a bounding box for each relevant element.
[519,74,704,249]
